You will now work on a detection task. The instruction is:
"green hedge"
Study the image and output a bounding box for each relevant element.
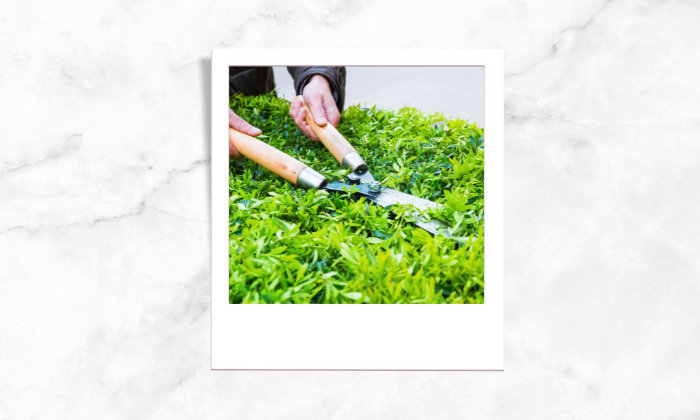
[229,92,485,304]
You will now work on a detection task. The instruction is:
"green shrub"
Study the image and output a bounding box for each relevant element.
[229,91,484,304]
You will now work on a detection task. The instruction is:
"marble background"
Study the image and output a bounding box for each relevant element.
[1,0,698,418]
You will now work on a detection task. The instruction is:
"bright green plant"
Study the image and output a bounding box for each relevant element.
[229,91,484,304]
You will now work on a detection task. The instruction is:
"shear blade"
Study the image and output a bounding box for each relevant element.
[356,169,375,184]
[323,181,451,237]
[372,188,451,237]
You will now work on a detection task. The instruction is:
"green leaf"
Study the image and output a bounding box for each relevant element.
[372,230,392,239]
[272,218,294,231]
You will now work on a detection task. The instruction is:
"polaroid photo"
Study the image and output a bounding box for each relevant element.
[212,49,503,370]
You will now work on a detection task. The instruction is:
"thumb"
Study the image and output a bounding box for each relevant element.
[309,100,327,126]
[230,108,262,136]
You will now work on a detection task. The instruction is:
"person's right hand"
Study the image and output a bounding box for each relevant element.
[229,108,262,161]
[289,75,341,141]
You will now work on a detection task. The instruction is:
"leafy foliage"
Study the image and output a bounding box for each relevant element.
[229,91,485,304]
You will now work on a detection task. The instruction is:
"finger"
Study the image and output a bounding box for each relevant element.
[324,97,341,128]
[303,122,319,141]
[289,100,300,120]
[294,105,306,127]
[292,107,316,141]
[300,109,320,141]
[289,100,318,141]
[229,108,262,136]
[229,140,243,161]
[307,95,328,126]
[293,106,307,131]
[292,100,308,129]
[233,117,262,136]
[298,116,318,141]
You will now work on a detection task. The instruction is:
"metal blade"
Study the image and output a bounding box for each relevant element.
[412,219,451,237]
[372,188,451,237]
[356,169,375,184]
[345,169,375,185]
[371,187,438,210]
[324,181,451,237]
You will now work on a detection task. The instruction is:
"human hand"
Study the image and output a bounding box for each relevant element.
[289,75,341,141]
[229,108,262,161]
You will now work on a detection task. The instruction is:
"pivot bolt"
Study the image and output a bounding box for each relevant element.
[369,181,381,192]
[346,172,361,185]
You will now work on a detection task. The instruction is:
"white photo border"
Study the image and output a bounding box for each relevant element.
[212,50,503,370]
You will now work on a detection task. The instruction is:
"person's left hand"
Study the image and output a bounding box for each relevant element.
[289,75,340,141]
[229,107,262,161]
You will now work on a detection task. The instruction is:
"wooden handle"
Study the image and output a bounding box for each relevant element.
[229,128,306,185]
[296,95,356,164]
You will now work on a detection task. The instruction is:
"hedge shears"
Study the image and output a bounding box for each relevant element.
[229,96,451,237]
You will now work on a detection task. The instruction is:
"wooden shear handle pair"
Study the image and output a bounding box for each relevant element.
[228,95,360,188]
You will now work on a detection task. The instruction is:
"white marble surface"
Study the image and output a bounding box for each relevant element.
[1,0,699,418]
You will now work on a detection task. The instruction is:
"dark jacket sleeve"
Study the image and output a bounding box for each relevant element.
[287,67,346,113]
[229,67,275,97]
